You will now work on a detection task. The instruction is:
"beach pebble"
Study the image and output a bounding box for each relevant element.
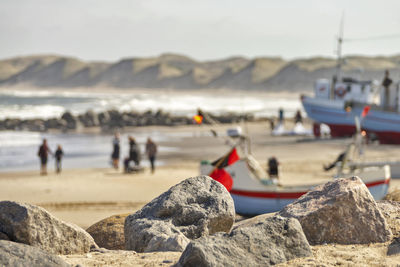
[125,175,235,252]
[86,213,129,250]
[177,215,312,267]
[279,176,392,245]
[0,201,97,254]
[0,240,70,267]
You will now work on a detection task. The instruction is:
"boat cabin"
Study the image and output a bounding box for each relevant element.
[314,78,379,103]
[314,78,400,112]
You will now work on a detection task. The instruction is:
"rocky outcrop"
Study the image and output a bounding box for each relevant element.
[0,240,70,267]
[0,201,97,254]
[177,216,312,267]
[0,109,252,132]
[87,213,129,250]
[279,176,392,245]
[78,110,99,127]
[61,111,79,129]
[377,200,400,237]
[125,176,235,252]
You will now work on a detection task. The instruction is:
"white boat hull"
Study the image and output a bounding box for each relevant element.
[201,159,390,215]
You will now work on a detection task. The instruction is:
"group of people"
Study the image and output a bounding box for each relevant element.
[37,133,158,175]
[111,133,158,173]
[37,139,64,175]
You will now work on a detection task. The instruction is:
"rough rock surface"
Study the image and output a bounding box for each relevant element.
[0,240,70,267]
[279,176,392,245]
[87,213,129,250]
[177,215,312,267]
[0,201,97,254]
[377,200,400,237]
[125,176,235,252]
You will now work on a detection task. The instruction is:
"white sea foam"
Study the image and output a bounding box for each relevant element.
[0,89,303,120]
[0,104,66,120]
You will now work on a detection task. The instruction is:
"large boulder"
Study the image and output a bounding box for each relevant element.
[87,213,129,250]
[177,215,312,267]
[0,240,70,267]
[377,200,400,238]
[279,176,392,245]
[0,201,97,254]
[61,111,77,129]
[125,176,235,252]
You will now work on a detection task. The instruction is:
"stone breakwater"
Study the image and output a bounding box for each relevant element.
[0,109,256,132]
[1,176,399,266]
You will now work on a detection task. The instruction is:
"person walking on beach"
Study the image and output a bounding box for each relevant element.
[111,132,120,169]
[38,139,52,175]
[145,138,157,173]
[129,136,141,166]
[55,145,64,173]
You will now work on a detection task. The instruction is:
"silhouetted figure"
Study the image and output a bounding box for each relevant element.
[323,152,346,171]
[111,133,120,169]
[55,144,64,173]
[38,139,52,175]
[267,156,279,178]
[294,110,303,124]
[146,138,157,173]
[129,136,141,166]
[278,108,284,124]
[382,70,393,110]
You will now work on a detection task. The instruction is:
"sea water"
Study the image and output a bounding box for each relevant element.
[0,89,302,119]
[0,89,303,172]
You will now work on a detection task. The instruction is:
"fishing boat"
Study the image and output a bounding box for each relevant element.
[302,77,400,143]
[301,78,378,137]
[301,20,400,144]
[200,129,391,215]
[201,156,390,215]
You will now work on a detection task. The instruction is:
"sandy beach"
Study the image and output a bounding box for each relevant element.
[2,121,400,266]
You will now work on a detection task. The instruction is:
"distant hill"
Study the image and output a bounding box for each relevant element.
[1,53,399,91]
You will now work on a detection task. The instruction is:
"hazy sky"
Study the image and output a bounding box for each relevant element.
[1,0,399,62]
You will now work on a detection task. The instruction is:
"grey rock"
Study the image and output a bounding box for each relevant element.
[0,240,70,267]
[279,176,392,245]
[177,215,312,267]
[79,110,99,127]
[0,201,97,254]
[125,175,235,252]
[61,111,77,129]
[45,118,64,129]
[377,200,400,238]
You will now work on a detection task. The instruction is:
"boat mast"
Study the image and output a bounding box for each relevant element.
[331,14,344,99]
[335,14,345,82]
